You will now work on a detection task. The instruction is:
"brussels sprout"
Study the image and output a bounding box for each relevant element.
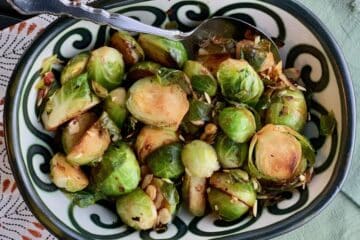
[236,39,275,72]
[67,119,111,166]
[87,46,125,97]
[146,143,184,179]
[151,177,180,216]
[138,34,188,68]
[36,73,60,118]
[61,52,90,84]
[92,141,141,196]
[62,112,97,154]
[127,61,162,82]
[217,59,264,105]
[215,134,248,168]
[99,111,121,142]
[110,31,144,66]
[182,140,220,178]
[208,169,256,221]
[182,173,206,216]
[136,126,178,162]
[50,153,89,192]
[116,188,157,230]
[157,67,192,95]
[126,76,189,130]
[183,60,217,96]
[248,124,315,186]
[265,88,307,132]
[218,107,256,143]
[41,73,100,131]
[185,99,212,125]
[104,87,127,128]
[197,53,230,76]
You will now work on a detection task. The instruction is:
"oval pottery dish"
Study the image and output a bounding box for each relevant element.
[4,0,355,239]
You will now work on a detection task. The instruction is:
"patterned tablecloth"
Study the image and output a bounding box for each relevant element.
[0,1,360,240]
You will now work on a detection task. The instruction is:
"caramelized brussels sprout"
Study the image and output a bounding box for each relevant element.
[127,61,162,82]
[182,140,220,178]
[182,173,206,216]
[126,76,189,130]
[208,169,256,221]
[50,153,88,192]
[92,141,141,196]
[138,34,188,68]
[104,87,127,128]
[215,134,248,168]
[135,126,178,162]
[116,188,157,230]
[62,111,97,154]
[197,53,230,76]
[66,119,111,166]
[265,88,307,132]
[183,60,217,96]
[217,59,264,105]
[41,73,100,131]
[146,143,184,179]
[218,107,256,143]
[110,31,144,65]
[236,39,275,72]
[248,124,315,186]
[60,52,90,84]
[87,46,125,97]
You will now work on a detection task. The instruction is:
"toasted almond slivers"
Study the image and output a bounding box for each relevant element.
[157,208,172,225]
[141,174,153,189]
[154,192,164,209]
[145,185,157,201]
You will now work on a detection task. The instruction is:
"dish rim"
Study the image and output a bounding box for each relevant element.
[4,0,355,239]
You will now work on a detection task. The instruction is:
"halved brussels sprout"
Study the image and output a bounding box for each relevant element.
[236,39,275,72]
[248,124,315,185]
[87,46,125,97]
[116,188,157,230]
[184,99,212,125]
[92,141,141,196]
[41,73,100,131]
[110,31,144,66]
[66,119,111,166]
[104,87,127,128]
[157,67,192,95]
[61,52,90,84]
[208,169,256,221]
[218,107,256,143]
[138,34,188,68]
[183,60,217,96]
[50,153,88,192]
[197,53,230,76]
[217,59,264,105]
[151,177,180,216]
[265,88,307,132]
[127,61,162,82]
[215,134,248,168]
[182,173,206,216]
[135,126,178,162]
[182,140,220,178]
[99,111,121,142]
[146,143,184,179]
[62,111,97,154]
[126,76,189,130]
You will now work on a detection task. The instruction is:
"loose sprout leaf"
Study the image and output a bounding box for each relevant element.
[320,111,336,136]
[72,191,105,208]
[100,112,121,142]
[185,99,213,122]
[157,67,192,94]
[40,55,61,76]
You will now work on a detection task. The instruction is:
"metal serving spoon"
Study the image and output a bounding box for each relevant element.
[7,0,280,58]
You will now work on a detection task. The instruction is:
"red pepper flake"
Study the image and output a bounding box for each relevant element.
[43,72,55,86]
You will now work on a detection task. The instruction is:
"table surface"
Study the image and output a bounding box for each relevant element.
[0,0,359,239]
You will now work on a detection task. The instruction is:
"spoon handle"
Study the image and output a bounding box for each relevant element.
[7,0,187,40]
